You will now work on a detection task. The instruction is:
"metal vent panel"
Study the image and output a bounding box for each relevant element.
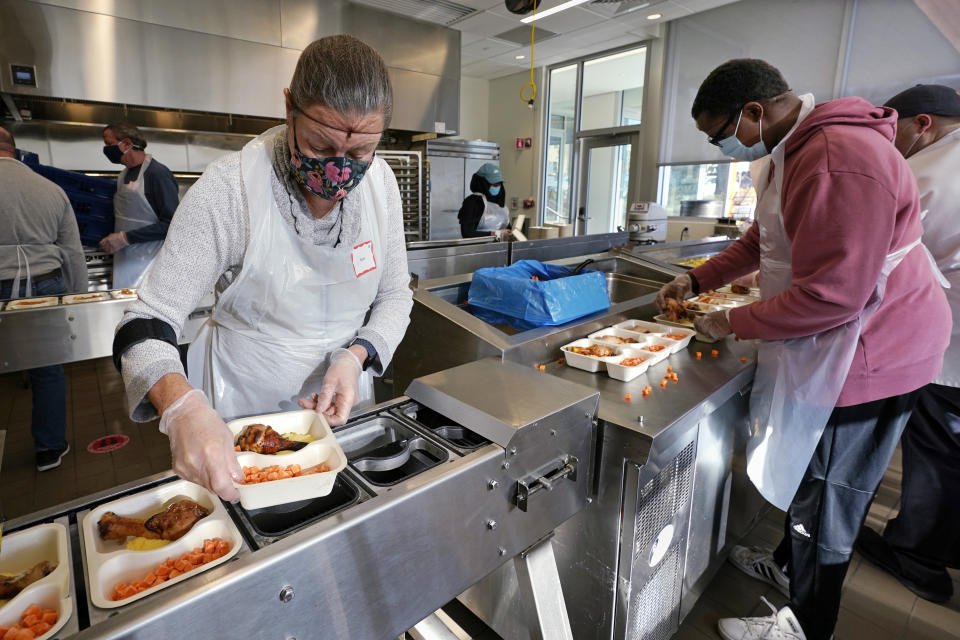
[351,0,476,25]
[493,26,559,45]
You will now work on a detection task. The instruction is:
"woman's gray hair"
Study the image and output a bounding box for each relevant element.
[289,35,393,128]
[103,121,147,149]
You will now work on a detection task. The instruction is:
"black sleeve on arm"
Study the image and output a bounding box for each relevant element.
[112,318,179,372]
[125,162,180,244]
[689,272,701,294]
[458,195,488,238]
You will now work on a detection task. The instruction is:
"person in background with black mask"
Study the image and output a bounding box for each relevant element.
[99,121,179,288]
[459,162,511,239]
[855,83,960,604]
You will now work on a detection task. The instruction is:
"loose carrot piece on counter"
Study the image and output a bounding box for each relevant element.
[625,393,631,401]
[642,389,650,397]
[667,365,672,372]
[740,356,747,363]
[660,379,668,388]
[711,349,719,357]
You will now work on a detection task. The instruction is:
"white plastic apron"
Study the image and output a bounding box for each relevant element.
[113,155,163,288]
[474,194,510,231]
[744,95,944,509]
[187,126,384,420]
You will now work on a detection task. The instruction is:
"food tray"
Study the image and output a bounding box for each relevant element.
[587,327,647,346]
[634,336,674,365]
[692,294,740,308]
[654,315,718,343]
[227,410,348,510]
[336,417,449,489]
[4,297,58,310]
[656,327,696,354]
[613,319,668,335]
[0,522,72,640]
[602,348,650,381]
[109,288,138,299]
[63,292,109,304]
[81,480,242,609]
[717,285,760,298]
[561,339,622,373]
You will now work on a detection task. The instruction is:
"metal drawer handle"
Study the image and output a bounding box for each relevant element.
[514,455,578,512]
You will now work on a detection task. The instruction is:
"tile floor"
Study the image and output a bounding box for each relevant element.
[2,359,958,639]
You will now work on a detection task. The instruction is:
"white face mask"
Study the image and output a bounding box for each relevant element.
[718,110,768,161]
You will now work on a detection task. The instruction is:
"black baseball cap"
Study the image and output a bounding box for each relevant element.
[884,84,960,119]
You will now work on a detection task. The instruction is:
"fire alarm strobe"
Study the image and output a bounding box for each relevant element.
[515,137,524,150]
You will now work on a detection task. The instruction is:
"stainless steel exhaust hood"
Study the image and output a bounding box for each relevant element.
[0,0,460,134]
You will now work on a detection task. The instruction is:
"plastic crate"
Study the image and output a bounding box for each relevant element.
[36,164,116,199]
[64,191,115,247]
[16,149,39,167]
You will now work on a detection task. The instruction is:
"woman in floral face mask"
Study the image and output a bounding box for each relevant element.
[111,35,413,503]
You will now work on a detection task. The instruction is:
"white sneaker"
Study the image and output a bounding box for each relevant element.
[718,598,806,640]
[729,545,790,598]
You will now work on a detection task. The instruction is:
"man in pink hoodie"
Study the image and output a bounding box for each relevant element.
[657,59,951,640]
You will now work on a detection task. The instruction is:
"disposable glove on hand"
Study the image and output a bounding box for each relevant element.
[99,232,129,254]
[731,271,759,290]
[655,274,693,313]
[694,309,733,340]
[299,348,362,426]
[159,388,242,502]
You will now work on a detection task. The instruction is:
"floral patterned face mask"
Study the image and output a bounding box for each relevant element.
[288,118,372,201]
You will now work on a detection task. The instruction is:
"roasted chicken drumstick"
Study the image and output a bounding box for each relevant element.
[98,499,210,541]
[235,423,307,454]
[0,561,58,599]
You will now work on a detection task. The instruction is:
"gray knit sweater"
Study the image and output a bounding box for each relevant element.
[119,127,412,421]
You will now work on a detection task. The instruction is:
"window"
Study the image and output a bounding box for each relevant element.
[657,162,756,219]
[581,48,646,130]
[543,65,577,225]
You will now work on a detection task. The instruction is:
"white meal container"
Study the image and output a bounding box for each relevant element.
[655,327,696,354]
[62,292,109,304]
[602,348,650,381]
[587,327,648,346]
[560,339,621,373]
[634,336,674,365]
[0,523,71,640]
[717,285,760,299]
[654,315,718,343]
[80,479,243,609]
[612,319,668,335]
[693,294,739,308]
[109,288,138,300]
[5,297,58,310]
[227,410,348,510]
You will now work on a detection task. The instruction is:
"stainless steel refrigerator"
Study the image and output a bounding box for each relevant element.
[426,139,500,240]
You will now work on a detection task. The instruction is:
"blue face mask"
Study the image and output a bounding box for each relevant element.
[718,110,768,162]
[488,185,501,197]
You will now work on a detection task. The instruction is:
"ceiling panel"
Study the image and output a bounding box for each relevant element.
[451,9,520,35]
[462,37,523,61]
[462,59,521,77]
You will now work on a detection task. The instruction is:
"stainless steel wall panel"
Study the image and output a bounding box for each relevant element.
[26,0,284,46]
[0,0,297,117]
[185,133,253,172]
[278,0,349,50]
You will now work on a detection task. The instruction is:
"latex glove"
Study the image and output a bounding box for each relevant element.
[694,309,733,340]
[731,271,759,290]
[655,274,693,312]
[494,229,512,241]
[299,348,362,426]
[159,389,242,502]
[99,232,129,254]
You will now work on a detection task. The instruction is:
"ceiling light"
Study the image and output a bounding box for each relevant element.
[515,54,526,59]
[646,13,661,19]
[520,0,592,24]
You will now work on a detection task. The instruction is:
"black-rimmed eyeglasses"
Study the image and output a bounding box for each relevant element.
[707,109,741,146]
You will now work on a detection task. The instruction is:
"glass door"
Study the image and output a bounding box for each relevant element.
[576,131,639,235]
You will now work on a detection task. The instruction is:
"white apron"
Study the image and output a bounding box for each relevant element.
[474,194,510,231]
[187,126,384,420]
[744,95,944,510]
[906,128,960,386]
[113,155,163,288]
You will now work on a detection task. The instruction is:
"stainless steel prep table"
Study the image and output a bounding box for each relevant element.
[3,362,602,640]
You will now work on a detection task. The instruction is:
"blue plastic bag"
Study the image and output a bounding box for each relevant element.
[467,260,609,330]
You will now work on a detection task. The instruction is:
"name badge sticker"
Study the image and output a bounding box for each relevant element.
[351,240,377,277]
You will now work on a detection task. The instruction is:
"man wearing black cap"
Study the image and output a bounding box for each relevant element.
[856,83,960,603]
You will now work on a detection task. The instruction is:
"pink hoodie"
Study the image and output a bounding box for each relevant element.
[691,97,951,406]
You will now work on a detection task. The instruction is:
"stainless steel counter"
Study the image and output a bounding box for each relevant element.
[627,237,736,272]
[6,363,601,640]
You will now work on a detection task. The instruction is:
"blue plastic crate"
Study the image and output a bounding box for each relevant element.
[16,149,39,167]
[36,164,117,199]
[76,213,114,248]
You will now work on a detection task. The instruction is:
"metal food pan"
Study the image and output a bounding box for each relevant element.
[334,416,449,488]
[391,401,490,455]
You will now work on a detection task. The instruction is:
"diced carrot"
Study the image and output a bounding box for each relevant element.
[169,568,182,578]
[30,622,52,636]
[23,608,41,619]
[10,629,34,640]
[40,610,57,621]
[696,351,702,359]
[144,573,158,586]
[660,379,668,388]
[711,349,719,357]
[155,565,171,577]
[21,617,39,629]
[667,365,672,372]
[234,445,241,451]
[740,356,747,363]
[0,628,9,637]
[203,540,216,554]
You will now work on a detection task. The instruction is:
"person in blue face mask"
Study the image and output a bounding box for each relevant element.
[459,162,511,238]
